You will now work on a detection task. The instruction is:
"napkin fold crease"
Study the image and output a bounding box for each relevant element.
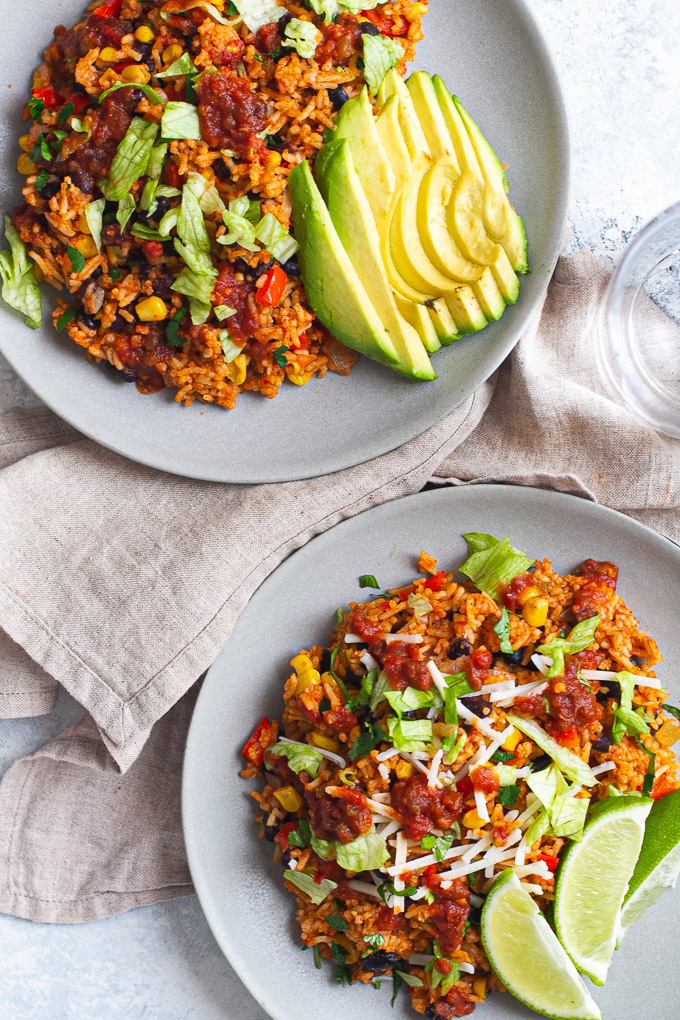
[1,249,679,924]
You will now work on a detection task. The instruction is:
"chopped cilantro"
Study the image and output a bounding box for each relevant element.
[663,703,680,722]
[493,607,514,654]
[66,244,85,274]
[359,574,380,589]
[165,306,187,347]
[348,721,386,762]
[363,932,384,948]
[327,911,347,932]
[328,645,350,703]
[227,0,239,12]
[59,101,75,124]
[287,817,312,848]
[642,750,656,796]
[28,95,45,120]
[377,880,417,900]
[55,306,76,332]
[312,944,322,969]
[34,169,50,195]
[331,942,352,985]
[490,748,514,763]
[420,833,454,862]
[109,267,120,281]
[273,344,288,368]
[498,784,520,806]
[319,696,331,713]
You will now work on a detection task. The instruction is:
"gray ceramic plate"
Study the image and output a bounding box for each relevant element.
[183,484,680,1020]
[0,0,568,483]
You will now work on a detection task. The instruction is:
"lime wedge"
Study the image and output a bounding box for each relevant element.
[554,795,652,985]
[619,788,680,941]
[481,870,601,1020]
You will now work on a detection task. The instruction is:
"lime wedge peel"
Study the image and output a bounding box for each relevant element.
[619,788,680,942]
[554,796,652,986]
[481,870,601,1020]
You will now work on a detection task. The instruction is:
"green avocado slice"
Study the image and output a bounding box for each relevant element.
[315,140,435,380]
[406,71,460,168]
[288,160,400,369]
[377,68,431,162]
[433,77,528,274]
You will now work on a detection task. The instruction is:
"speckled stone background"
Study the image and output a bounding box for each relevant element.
[1,1,679,1017]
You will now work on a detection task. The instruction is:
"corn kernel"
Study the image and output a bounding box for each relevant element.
[121,64,151,85]
[135,25,156,43]
[162,43,184,64]
[310,732,340,753]
[106,245,119,265]
[99,46,119,63]
[78,212,92,235]
[655,718,680,747]
[225,352,247,385]
[522,595,549,628]
[19,134,32,152]
[286,365,314,386]
[395,759,415,779]
[501,727,523,753]
[291,654,315,675]
[73,235,98,259]
[273,786,303,813]
[472,976,487,999]
[33,263,44,283]
[462,808,487,830]
[17,153,38,175]
[136,296,168,322]
[516,585,539,607]
[267,150,282,168]
[98,69,118,89]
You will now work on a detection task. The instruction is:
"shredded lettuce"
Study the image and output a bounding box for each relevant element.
[310,834,336,860]
[215,304,236,321]
[156,53,198,78]
[171,266,216,324]
[220,332,242,363]
[99,81,163,105]
[338,0,384,11]
[0,215,42,329]
[536,615,601,678]
[524,808,551,846]
[84,198,105,251]
[369,671,390,712]
[612,705,649,744]
[254,212,299,263]
[408,592,433,618]
[219,197,260,251]
[363,34,404,97]
[284,869,336,904]
[161,0,234,27]
[507,715,598,787]
[161,101,202,141]
[232,0,283,32]
[460,534,533,601]
[549,793,589,840]
[335,832,389,872]
[158,207,179,237]
[386,716,432,752]
[442,732,466,764]
[101,117,159,201]
[147,143,168,181]
[384,687,440,719]
[309,0,337,21]
[283,18,322,59]
[494,763,520,786]
[116,193,136,231]
[269,739,324,778]
[185,171,226,216]
[493,607,513,654]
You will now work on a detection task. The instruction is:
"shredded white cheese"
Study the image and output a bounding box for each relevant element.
[344,633,363,643]
[376,747,400,761]
[580,669,663,690]
[385,633,423,644]
[393,831,408,912]
[378,763,390,781]
[426,748,444,788]
[347,880,384,900]
[521,881,544,896]
[427,659,449,699]
[531,653,552,675]
[359,650,379,670]
[473,789,491,824]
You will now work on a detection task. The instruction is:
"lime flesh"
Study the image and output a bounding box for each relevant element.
[554,796,652,985]
[481,870,601,1020]
[619,788,680,941]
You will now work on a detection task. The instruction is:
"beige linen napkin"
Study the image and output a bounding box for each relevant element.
[1,249,679,923]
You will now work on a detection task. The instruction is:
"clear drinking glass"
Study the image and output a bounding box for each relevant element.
[597,201,680,438]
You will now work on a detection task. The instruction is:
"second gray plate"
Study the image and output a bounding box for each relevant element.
[183,484,680,1020]
[0,0,568,482]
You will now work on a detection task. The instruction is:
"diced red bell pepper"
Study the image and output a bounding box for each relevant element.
[241,716,273,766]
[537,853,559,873]
[274,821,298,851]
[256,265,287,307]
[142,241,164,261]
[66,93,91,115]
[555,727,577,744]
[113,60,135,73]
[32,86,61,110]
[92,0,124,17]
[361,9,409,36]
[423,570,446,592]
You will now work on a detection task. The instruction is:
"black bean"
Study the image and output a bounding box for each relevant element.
[359,22,381,36]
[501,648,525,665]
[596,681,618,703]
[630,654,645,667]
[449,638,471,659]
[214,158,232,181]
[530,754,552,772]
[281,254,300,277]
[361,951,400,974]
[278,12,293,31]
[592,735,612,752]
[135,43,152,60]
[151,196,170,219]
[320,647,332,673]
[264,821,281,842]
[280,850,293,868]
[257,258,274,275]
[462,695,487,717]
[328,85,349,110]
[39,178,61,200]
[468,903,482,925]
[78,311,97,330]
[101,361,135,382]
[101,222,122,245]
[151,266,176,297]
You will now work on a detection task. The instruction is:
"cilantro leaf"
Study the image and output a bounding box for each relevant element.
[420,833,454,861]
[66,244,85,274]
[363,932,384,948]
[493,607,514,654]
[331,942,352,985]
[349,721,386,762]
[287,817,312,848]
[34,169,50,195]
[642,749,656,796]
[498,784,520,806]
[273,344,288,368]
[59,101,75,124]
[359,574,380,589]
[327,912,347,932]
[490,748,514,763]
[663,703,680,722]
[55,305,76,332]
[28,95,45,121]
[165,306,187,347]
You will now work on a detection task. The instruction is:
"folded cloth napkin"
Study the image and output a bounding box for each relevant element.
[1,249,679,923]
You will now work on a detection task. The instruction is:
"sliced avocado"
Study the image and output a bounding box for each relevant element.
[377,68,431,162]
[394,293,441,354]
[406,72,460,168]
[426,298,461,346]
[472,268,506,322]
[490,247,520,305]
[436,81,528,274]
[443,286,488,335]
[332,87,395,227]
[316,140,435,381]
[288,160,400,369]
